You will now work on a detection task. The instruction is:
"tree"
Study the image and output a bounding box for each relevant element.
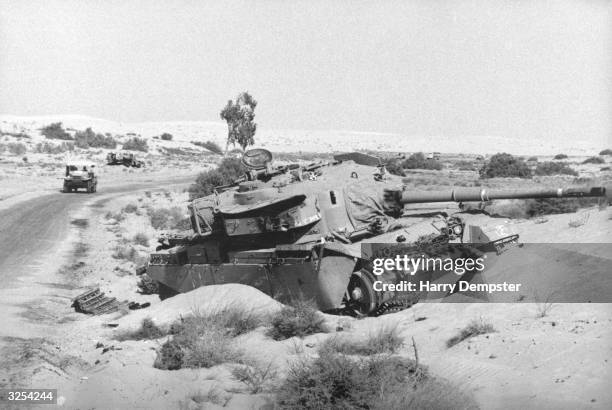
[479,153,531,179]
[220,92,257,152]
[41,122,72,140]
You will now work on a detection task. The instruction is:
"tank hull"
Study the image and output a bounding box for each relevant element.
[146,251,356,311]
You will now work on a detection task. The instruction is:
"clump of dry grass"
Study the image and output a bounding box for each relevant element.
[115,318,165,341]
[447,319,496,348]
[377,376,479,410]
[104,211,125,222]
[534,290,556,318]
[319,325,403,356]
[154,307,264,370]
[185,388,231,408]
[112,244,139,262]
[268,300,326,341]
[454,159,477,171]
[147,206,189,230]
[122,203,138,214]
[274,351,473,410]
[534,161,578,176]
[132,232,149,247]
[582,156,604,165]
[231,361,277,393]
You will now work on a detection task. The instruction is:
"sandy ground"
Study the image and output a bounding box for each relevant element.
[1,181,610,409]
[1,115,611,409]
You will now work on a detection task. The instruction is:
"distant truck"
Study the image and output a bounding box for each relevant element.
[106,152,144,168]
[63,162,97,193]
[426,152,441,160]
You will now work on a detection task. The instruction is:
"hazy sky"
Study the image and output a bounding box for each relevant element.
[1,0,610,143]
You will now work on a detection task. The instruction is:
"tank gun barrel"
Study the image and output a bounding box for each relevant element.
[394,186,607,204]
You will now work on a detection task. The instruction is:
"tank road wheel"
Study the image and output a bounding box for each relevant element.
[346,270,379,316]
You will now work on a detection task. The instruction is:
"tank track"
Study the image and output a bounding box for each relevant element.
[372,292,421,316]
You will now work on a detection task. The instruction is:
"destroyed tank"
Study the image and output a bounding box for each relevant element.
[144,149,608,315]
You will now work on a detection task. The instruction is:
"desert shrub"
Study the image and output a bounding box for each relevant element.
[268,300,325,341]
[105,211,125,222]
[34,141,74,154]
[527,156,538,162]
[160,133,173,141]
[7,142,26,155]
[137,274,159,295]
[74,128,117,149]
[479,153,531,179]
[525,197,597,217]
[375,377,479,410]
[602,166,611,171]
[148,206,187,230]
[161,147,191,156]
[385,159,405,176]
[116,318,165,341]
[41,122,72,140]
[599,149,612,156]
[582,156,604,164]
[177,326,242,369]
[132,232,149,247]
[1,131,30,139]
[402,152,443,170]
[534,161,578,176]
[192,140,223,155]
[188,157,244,199]
[447,319,495,348]
[112,244,139,262]
[454,160,477,171]
[553,153,568,160]
[320,325,403,356]
[169,307,263,338]
[186,388,231,407]
[155,307,260,370]
[276,352,435,409]
[154,339,185,370]
[122,203,138,213]
[232,362,277,394]
[123,137,149,152]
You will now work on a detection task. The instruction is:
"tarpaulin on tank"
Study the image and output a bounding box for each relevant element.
[343,183,401,231]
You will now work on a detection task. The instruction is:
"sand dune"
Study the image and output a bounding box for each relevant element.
[1,114,605,156]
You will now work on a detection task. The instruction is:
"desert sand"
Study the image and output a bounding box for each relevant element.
[0,115,611,409]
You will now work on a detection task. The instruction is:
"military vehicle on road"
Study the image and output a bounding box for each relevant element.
[106,152,144,168]
[63,162,97,193]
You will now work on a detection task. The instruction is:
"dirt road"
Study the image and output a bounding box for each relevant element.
[0,175,196,342]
